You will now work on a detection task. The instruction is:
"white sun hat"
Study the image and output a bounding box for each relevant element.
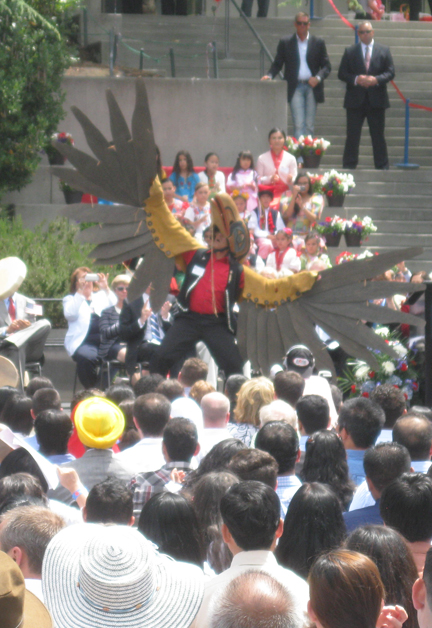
[42,523,204,628]
[0,356,19,388]
[0,257,27,299]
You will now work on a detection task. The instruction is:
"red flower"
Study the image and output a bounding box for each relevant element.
[325,216,332,222]
[412,382,419,391]
[385,340,389,344]
[362,392,369,398]
[403,393,408,400]
[411,360,417,366]
[368,371,375,378]
[399,362,408,372]
[328,190,333,197]
[315,149,322,155]
[351,384,357,393]
[393,385,399,389]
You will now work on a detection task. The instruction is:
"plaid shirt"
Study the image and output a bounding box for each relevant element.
[130,461,192,519]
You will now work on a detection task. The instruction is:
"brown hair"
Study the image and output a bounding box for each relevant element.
[189,380,216,405]
[69,266,91,295]
[309,549,384,628]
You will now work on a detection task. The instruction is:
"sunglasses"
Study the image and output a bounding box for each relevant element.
[115,286,128,291]
[296,20,309,25]
[359,29,372,33]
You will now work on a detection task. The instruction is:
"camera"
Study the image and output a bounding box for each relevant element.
[299,184,307,192]
[85,273,99,282]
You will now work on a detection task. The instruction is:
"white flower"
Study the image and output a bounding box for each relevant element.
[393,343,408,358]
[382,361,396,375]
[355,364,370,381]
[375,326,390,337]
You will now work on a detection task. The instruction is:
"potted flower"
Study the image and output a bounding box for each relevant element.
[45,132,74,166]
[315,215,346,247]
[307,173,323,194]
[321,170,355,207]
[344,215,377,247]
[335,250,358,264]
[59,180,82,204]
[284,136,331,168]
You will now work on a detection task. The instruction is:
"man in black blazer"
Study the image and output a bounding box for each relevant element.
[262,12,331,139]
[338,22,395,170]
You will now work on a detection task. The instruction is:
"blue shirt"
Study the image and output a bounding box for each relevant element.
[343,499,382,534]
[276,475,302,519]
[346,449,366,486]
[169,171,200,202]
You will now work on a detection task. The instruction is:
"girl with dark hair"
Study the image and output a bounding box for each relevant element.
[169,150,200,203]
[282,171,324,240]
[265,228,300,277]
[346,525,419,628]
[301,430,354,511]
[198,153,226,197]
[299,231,332,271]
[308,549,408,628]
[256,128,297,209]
[138,492,204,570]
[275,482,346,578]
[226,151,258,216]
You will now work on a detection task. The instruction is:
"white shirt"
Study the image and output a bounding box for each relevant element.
[297,33,312,81]
[25,579,44,602]
[116,437,164,474]
[412,460,432,473]
[361,39,374,61]
[303,375,338,427]
[349,480,375,511]
[248,208,285,240]
[277,475,302,518]
[198,427,231,460]
[266,248,301,276]
[198,170,226,194]
[191,550,309,628]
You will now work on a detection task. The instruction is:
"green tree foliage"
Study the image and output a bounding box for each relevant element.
[0,0,73,195]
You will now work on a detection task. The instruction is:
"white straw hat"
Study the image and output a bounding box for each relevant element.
[0,257,27,299]
[42,523,204,628]
[0,357,19,388]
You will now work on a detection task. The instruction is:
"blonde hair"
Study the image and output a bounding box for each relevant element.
[189,380,216,405]
[234,377,274,427]
[111,274,131,290]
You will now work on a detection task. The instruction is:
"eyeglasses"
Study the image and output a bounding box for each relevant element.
[296,20,309,25]
[358,29,372,33]
[115,286,128,291]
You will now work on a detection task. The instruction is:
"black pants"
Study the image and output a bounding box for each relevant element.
[73,343,100,389]
[150,312,244,378]
[240,0,269,17]
[343,101,389,170]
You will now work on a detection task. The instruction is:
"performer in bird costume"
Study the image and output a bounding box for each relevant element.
[51,80,425,378]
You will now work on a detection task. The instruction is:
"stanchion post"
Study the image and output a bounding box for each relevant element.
[109,28,114,77]
[113,34,118,66]
[425,282,432,407]
[82,7,88,47]
[140,48,145,70]
[170,48,176,77]
[396,99,419,169]
[310,0,315,19]
[225,0,231,58]
[354,24,359,44]
[259,46,265,78]
[212,41,219,78]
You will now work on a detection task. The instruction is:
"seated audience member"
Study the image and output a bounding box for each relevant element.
[330,383,343,414]
[413,546,432,628]
[301,430,354,511]
[200,393,231,456]
[393,413,432,473]
[138,492,204,569]
[256,421,301,517]
[83,477,134,526]
[25,375,54,398]
[179,358,209,396]
[189,470,240,574]
[284,346,338,425]
[228,449,278,489]
[131,418,198,517]
[0,505,65,602]
[224,374,248,422]
[34,410,74,464]
[337,397,385,486]
[259,400,298,429]
[346,525,419,628]
[381,473,432,575]
[26,387,63,450]
[372,384,407,444]
[189,380,215,405]
[118,398,140,452]
[66,387,106,460]
[344,442,411,533]
[98,273,131,365]
[228,377,274,447]
[0,473,48,515]
[162,178,188,216]
[210,571,303,628]
[183,439,246,493]
[0,386,19,416]
[133,373,164,397]
[0,551,53,626]
[265,228,301,278]
[116,393,170,474]
[0,394,33,436]
[49,397,132,506]
[192,481,309,628]
[275,483,346,579]
[156,378,184,402]
[42,524,204,628]
[308,549,407,628]
[296,395,330,453]
[248,189,285,261]
[273,370,305,408]
[104,382,135,406]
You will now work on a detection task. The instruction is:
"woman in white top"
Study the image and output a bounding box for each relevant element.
[256,128,298,208]
[63,267,116,388]
[197,153,226,198]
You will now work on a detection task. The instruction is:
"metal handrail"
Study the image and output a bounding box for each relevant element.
[227,0,274,65]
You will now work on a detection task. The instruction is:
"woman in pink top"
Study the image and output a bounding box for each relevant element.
[256,128,298,208]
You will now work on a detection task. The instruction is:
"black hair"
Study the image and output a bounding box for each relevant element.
[258,189,274,199]
[225,375,249,403]
[371,384,406,429]
[70,388,105,413]
[172,150,194,177]
[85,478,133,525]
[227,449,278,489]
[0,394,33,435]
[296,395,330,435]
[302,430,355,511]
[268,127,286,141]
[274,371,305,407]
[0,473,47,515]
[330,384,343,414]
[0,494,47,516]
[156,379,184,402]
[138,492,204,568]
[292,172,312,217]
[34,410,73,456]
[183,438,246,491]
[105,383,135,406]
[275,482,346,578]
[232,151,255,178]
[424,547,432,610]
[338,397,385,449]
[346,525,419,628]
[133,374,165,397]
[380,472,432,542]
[220,481,281,551]
[155,145,166,182]
[255,421,299,475]
[25,376,55,398]
[0,386,19,415]
[363,442,411,493]
[204,152,219,177]
[393,414,432,461]
[163,418,198,462]
[32,387,62,416]
[0,449,48,493]
[133,393,171,436]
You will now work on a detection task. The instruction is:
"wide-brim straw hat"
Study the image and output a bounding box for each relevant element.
[0,257,27,299]
[42,524,204,628]
[0,356,19,388]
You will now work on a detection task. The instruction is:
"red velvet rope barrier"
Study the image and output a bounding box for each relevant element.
[325,0,432,113]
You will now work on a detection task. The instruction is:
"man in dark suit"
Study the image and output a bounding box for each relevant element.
[262,12,331,139]
[338,22,395,170]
